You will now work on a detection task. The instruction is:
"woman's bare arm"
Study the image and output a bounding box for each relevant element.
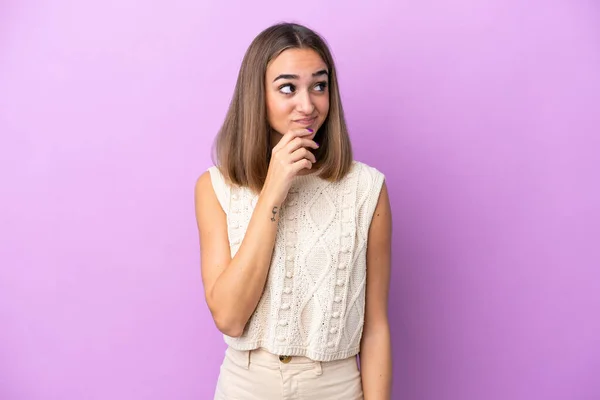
[194,129,318,337]
[194,172,283,337]
[360,181,393,399]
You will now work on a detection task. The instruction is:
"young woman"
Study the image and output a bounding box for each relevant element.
[194,22,392,400]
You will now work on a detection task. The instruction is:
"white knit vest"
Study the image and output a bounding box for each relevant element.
[208,161,385,361]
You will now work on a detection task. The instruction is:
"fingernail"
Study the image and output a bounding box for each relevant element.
[307,128,313,133]
[315,141,319,147]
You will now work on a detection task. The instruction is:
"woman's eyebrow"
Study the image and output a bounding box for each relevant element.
[273,69,329,82]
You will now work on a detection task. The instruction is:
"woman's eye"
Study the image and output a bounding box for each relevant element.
[279,84,295,94]
[315,82,327,91]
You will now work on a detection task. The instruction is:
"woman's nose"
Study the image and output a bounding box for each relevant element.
[296,90,315,114]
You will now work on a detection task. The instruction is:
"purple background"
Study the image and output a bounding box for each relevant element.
[1,0,599,399]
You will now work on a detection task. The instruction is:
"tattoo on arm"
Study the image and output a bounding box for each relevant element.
[271,206,278,222]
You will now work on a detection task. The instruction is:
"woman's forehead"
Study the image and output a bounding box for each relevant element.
[267,48,328,78]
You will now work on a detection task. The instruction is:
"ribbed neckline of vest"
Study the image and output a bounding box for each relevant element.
[292,171,321,187]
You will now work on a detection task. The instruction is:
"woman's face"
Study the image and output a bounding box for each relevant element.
[265,48,330,144]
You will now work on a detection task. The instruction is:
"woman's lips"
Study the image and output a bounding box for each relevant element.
[294,117,316,126]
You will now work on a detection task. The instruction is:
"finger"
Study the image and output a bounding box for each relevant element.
[273,128,313,152]
[290,147,317,164]
[285,137,320,154]
[291,158,313,173]
[302,139,319,150]
[284,137,304,153]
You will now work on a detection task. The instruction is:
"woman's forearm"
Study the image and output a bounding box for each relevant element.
[208,191,282,336]
[360,324,393,400]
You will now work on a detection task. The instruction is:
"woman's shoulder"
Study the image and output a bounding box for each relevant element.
[195,167,226,199]
[346,161,386,218]
[194,165,234,213]
[348,160,386,181]
[202,165,237,188]
[195,166,224,191]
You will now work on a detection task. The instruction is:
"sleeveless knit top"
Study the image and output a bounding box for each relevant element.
[208,161,385,362]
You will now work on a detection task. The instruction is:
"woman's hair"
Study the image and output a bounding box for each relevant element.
[213,22,353,193]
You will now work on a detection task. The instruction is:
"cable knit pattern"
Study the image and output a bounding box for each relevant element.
[207,161,385,362]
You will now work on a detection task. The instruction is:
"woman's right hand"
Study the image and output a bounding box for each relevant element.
[261,128,319,205]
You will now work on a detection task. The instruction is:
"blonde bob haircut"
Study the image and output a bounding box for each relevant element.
[213,22,353,194]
